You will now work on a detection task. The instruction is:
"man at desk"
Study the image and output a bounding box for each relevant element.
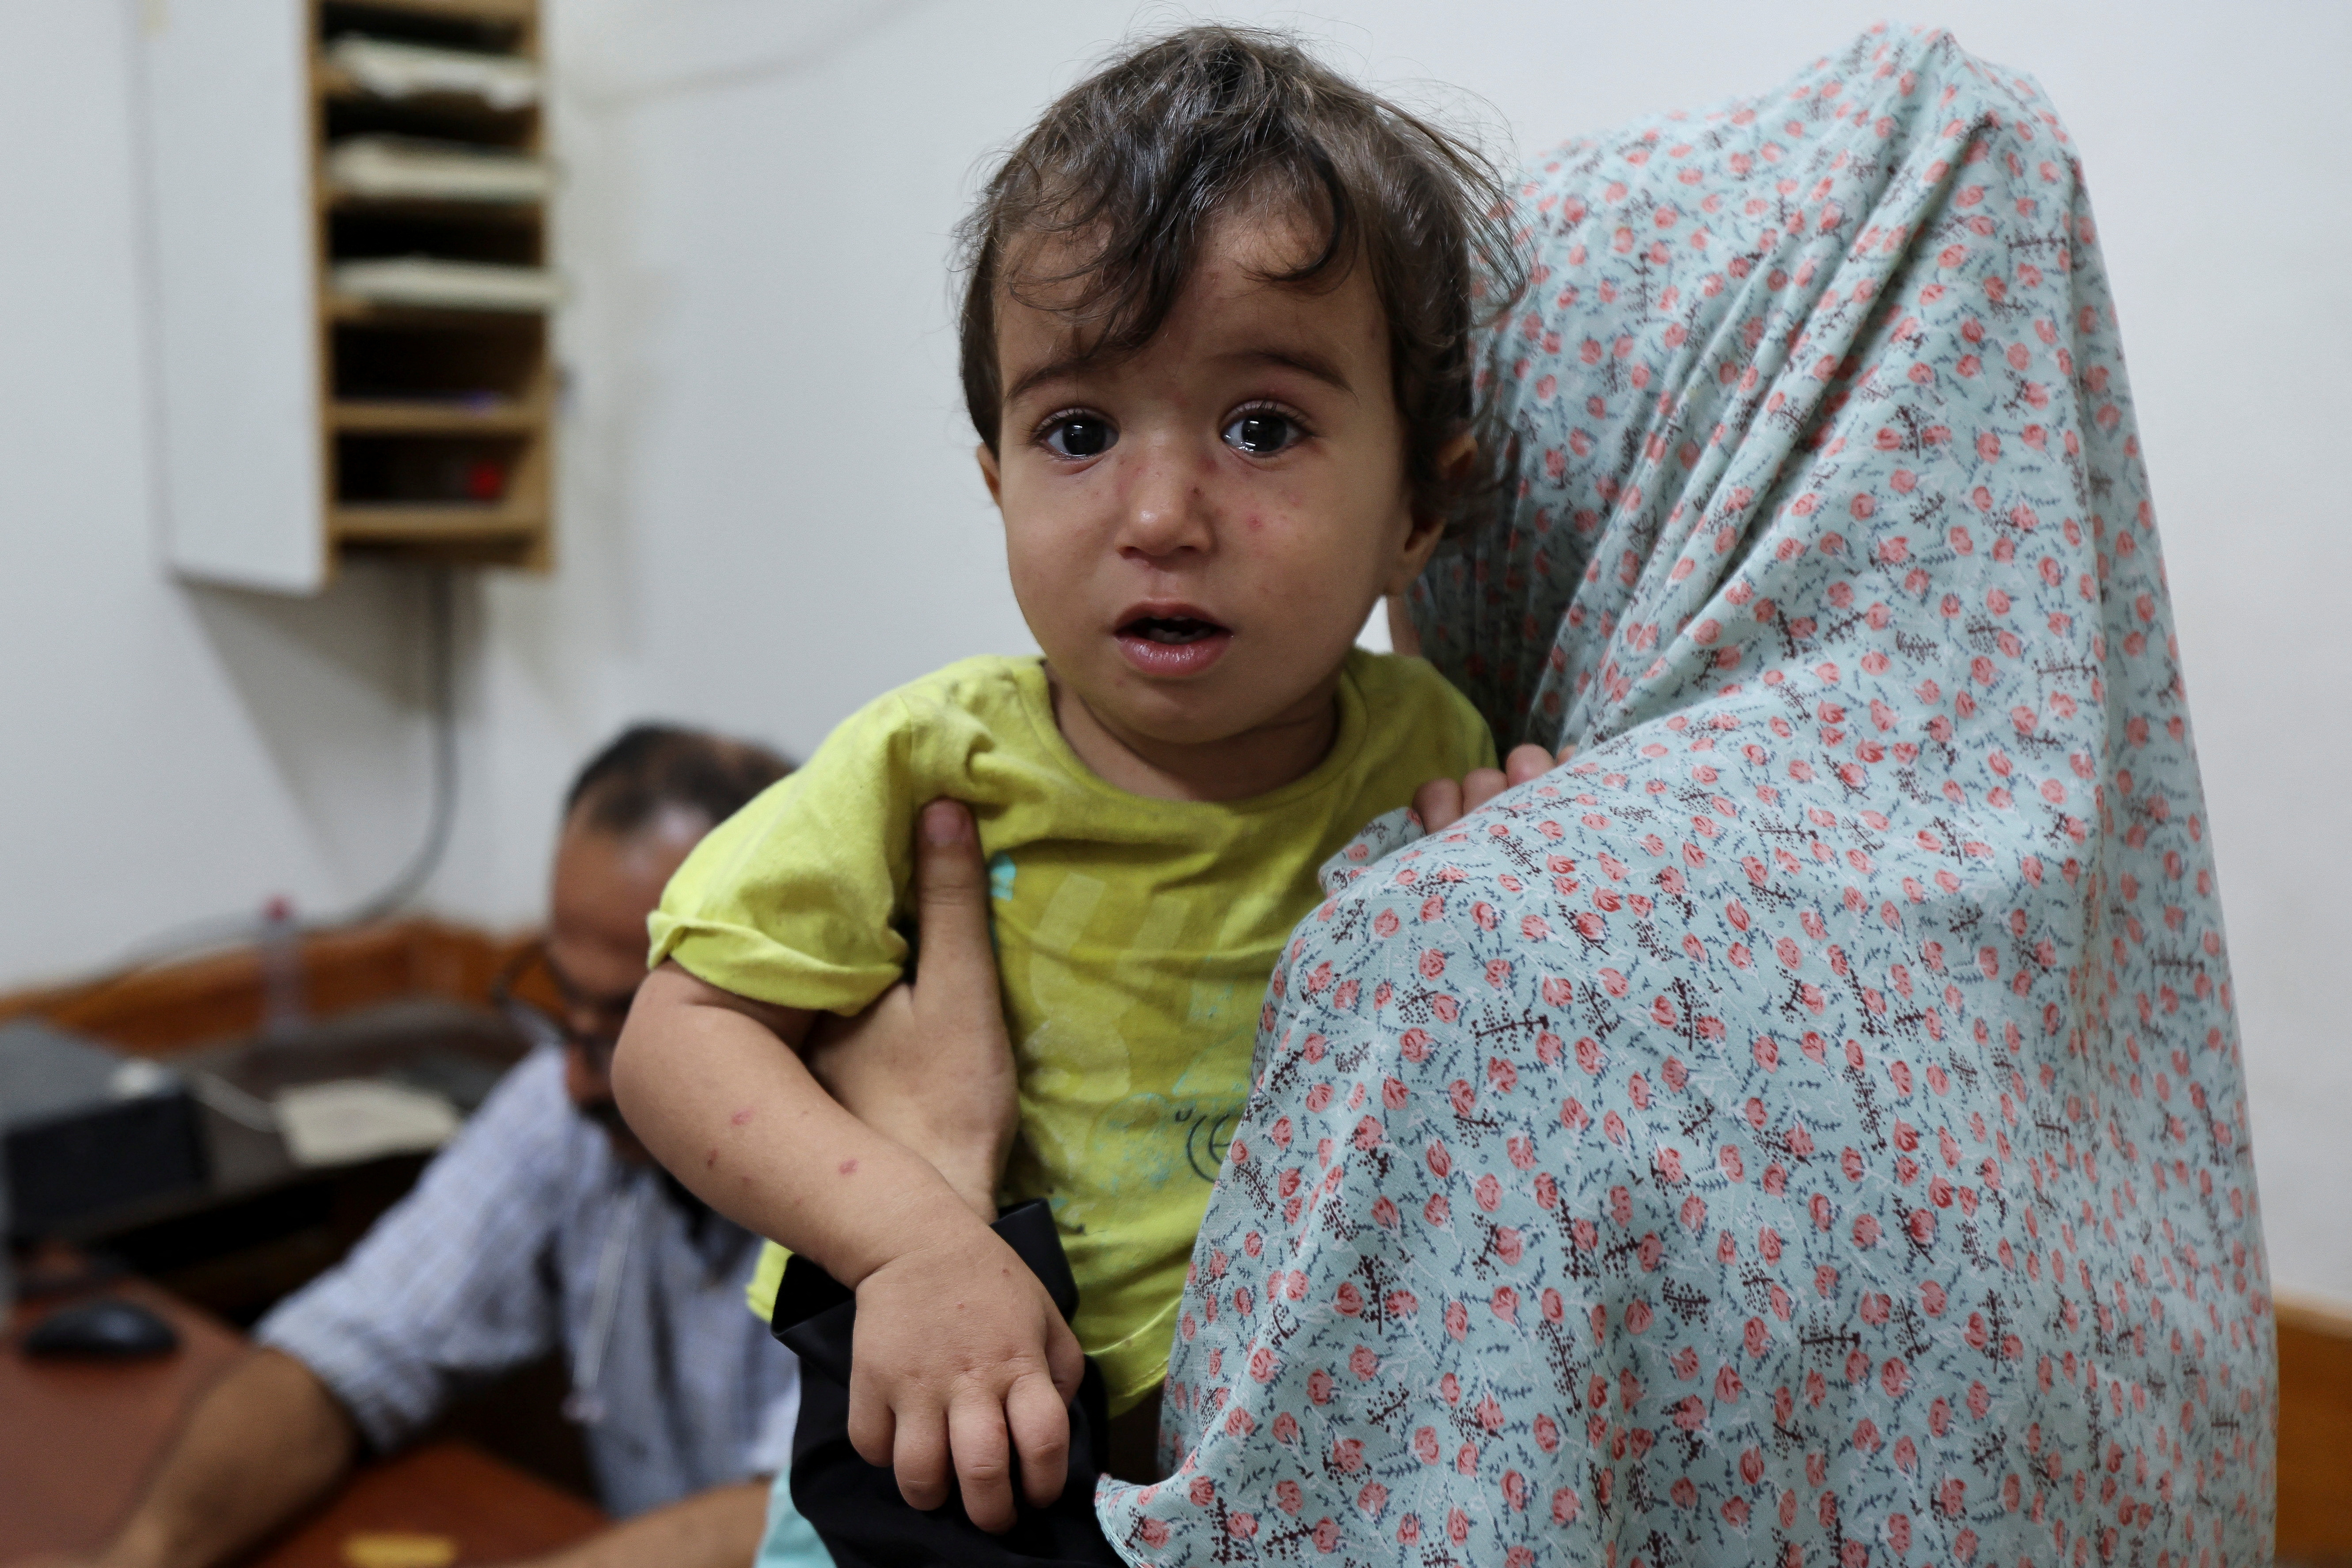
[58,727,801,1568]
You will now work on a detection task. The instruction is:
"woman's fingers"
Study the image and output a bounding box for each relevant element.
[789,798,1014,1215]
[1457,766,1510,816]
[1504,742,1556,787]
[908,799,1019,1211]
[911,800,1000,1014]
[1412,775,1464,833]
[1415,742,1581,837]
[801,802,1016,1216]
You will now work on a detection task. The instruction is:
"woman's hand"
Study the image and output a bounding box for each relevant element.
[804,800,1018,1221]
[794,800,1077,1528]
[1412,742,1575,833]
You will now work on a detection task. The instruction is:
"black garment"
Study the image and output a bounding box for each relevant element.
[772,1201,1126,1568]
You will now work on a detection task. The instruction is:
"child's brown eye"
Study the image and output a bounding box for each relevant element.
[1044,416,1115,458]
[1223,411,1298,457]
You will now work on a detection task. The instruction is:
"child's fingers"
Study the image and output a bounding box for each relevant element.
[846,1371,897,1470]
[1044,1314,1085,1404]
[947,1397,1018,1532]
[1412,776,1464,833]
[1005,1369,1074,1509]
[891,1401,955,1514]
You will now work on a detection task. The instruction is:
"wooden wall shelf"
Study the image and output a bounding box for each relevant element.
[324,195,545,223]
[324,295,546,324]
[332,504,544,541]
[332,0,539,23]
[314,66,538,121]
[140,0,554,590]
[330,399,542,433]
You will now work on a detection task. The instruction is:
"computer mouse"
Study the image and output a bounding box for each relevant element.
[20,1295,181,1359]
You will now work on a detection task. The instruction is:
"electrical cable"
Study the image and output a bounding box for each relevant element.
[329,566,459,927]
[69,567,461,989]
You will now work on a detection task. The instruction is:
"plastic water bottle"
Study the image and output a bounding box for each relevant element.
[261,896,307,1040]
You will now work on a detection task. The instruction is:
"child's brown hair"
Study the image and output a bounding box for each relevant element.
[956,24,1526,532]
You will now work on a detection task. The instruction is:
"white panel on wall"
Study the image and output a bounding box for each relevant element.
[137,0,323,593]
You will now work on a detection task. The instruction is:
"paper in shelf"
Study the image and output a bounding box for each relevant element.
[332,257,562,312]
[328,136,551,203]
[327,36,539,111]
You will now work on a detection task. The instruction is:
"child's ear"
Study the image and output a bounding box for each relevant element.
[1383,431,1476,594]
[1433,429,1479,492]
[976,442,1004,508]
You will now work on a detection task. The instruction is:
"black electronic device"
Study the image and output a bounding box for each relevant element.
[0,1020,209,1237]
[20,1295,181,1359]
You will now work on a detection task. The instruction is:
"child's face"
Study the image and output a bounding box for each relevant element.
[979,213,1452,754]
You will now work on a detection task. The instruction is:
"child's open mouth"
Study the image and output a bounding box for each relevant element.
[1114,611,1233,677]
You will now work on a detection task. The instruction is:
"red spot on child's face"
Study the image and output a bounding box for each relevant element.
[731,1108,755,1125]
[704,1146,719,1168]
[838,1158,859,1175]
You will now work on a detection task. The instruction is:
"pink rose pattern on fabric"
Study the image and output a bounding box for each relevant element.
[1096,25,2271,1568]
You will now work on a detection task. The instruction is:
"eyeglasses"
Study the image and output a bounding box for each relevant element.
[490,940,638,1071]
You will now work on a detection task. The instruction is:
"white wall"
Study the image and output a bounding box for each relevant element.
[2,0,2343,1298]
[0,2,455,979]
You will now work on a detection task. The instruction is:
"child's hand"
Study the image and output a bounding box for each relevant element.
[847,1214,1087,1531]
[1413,742,1576,832]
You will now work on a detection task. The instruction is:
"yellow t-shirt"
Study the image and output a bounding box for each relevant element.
[650,649,1494,1412]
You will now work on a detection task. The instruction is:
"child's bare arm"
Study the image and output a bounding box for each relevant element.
[613,945,1078,1531]
[614,963,946,1275]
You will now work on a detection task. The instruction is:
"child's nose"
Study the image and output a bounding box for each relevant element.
[1115,438,1216,561]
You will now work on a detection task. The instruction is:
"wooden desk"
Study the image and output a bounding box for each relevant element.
[0,1281,603,1565]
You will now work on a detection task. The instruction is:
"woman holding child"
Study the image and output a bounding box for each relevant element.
[1096,22,2272,1568]
[619,20,2273,1568]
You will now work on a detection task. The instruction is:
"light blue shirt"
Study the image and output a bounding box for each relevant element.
[258,1044,800,1518]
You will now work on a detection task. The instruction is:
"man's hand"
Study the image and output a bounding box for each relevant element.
[0,1348,357,1568]
[847,1213,1085,1531]
[805,800,1017,1220]
[475,1481,769,1568]
[1412,741,1575,833]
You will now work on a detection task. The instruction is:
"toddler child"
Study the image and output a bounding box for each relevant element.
[611,23,1522,1562]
